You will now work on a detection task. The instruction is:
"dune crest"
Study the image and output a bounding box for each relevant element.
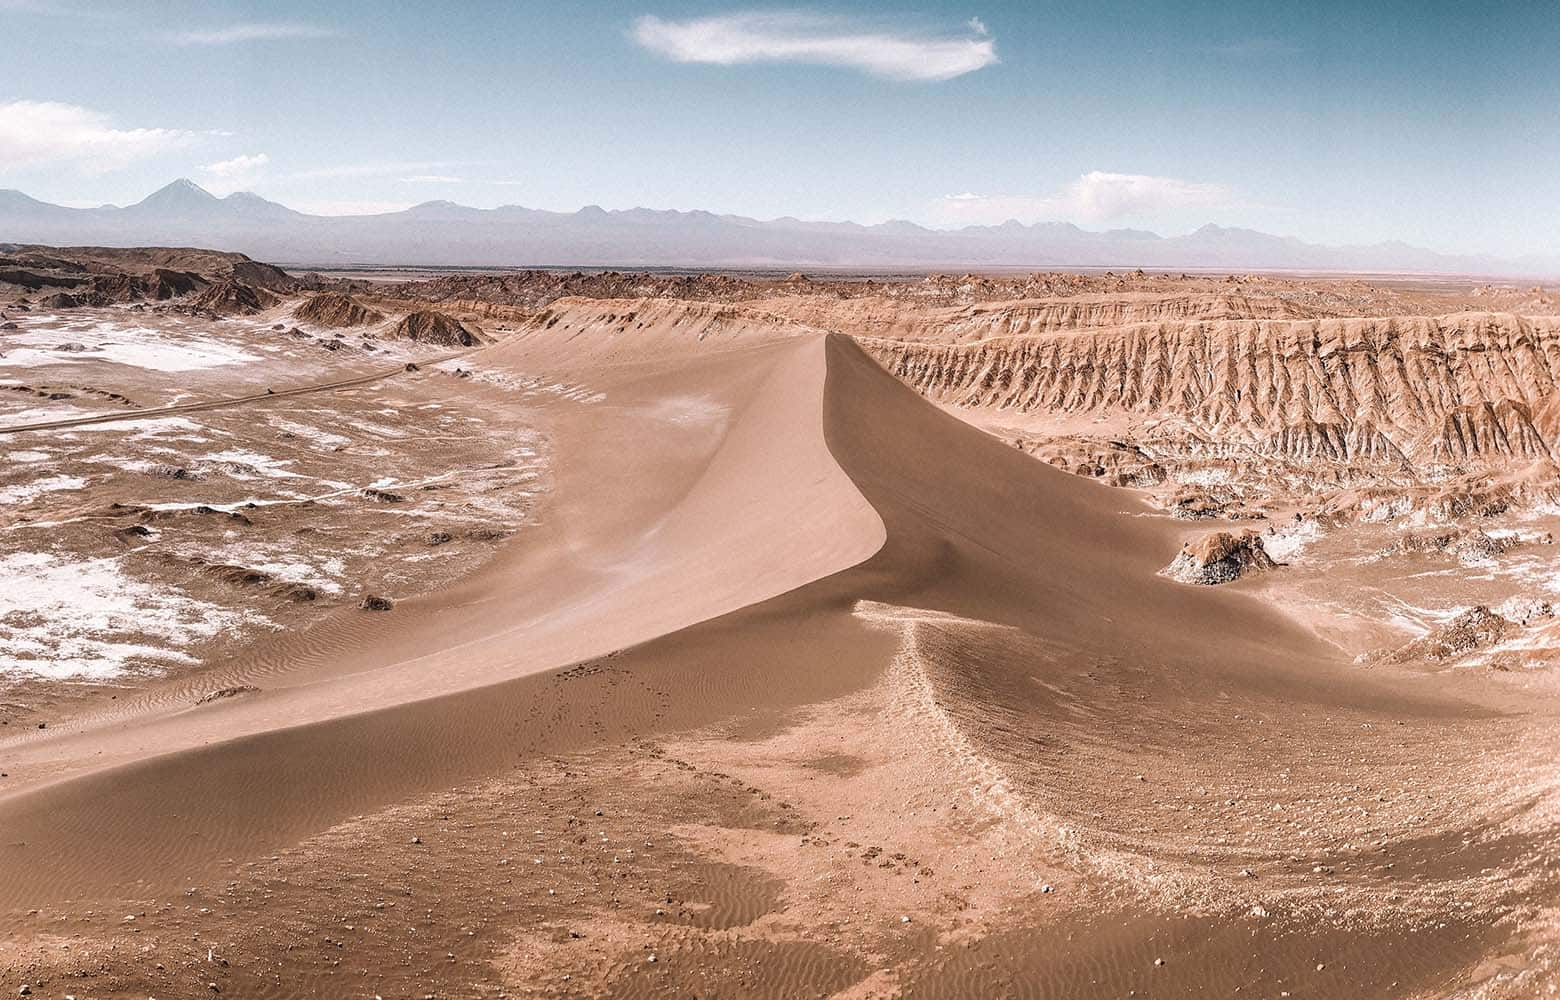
[2,268,1556,997]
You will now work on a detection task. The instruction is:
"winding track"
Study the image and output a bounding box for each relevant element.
[0,350,467,436]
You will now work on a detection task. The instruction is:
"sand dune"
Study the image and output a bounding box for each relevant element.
[0,326,885,901]
[2,286,1556,997]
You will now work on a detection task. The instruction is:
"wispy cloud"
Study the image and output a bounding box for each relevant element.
[0,99,199,174]
[171,21,336,46]
[286,160,466,181]
[937,172,1231,226]
[632,11,997,82]
[0,0,124,15]
[399,174,465,184]
[197,152,270,193]
[202,152,270,178]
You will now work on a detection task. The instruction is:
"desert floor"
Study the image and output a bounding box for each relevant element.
[1,264,1557,999]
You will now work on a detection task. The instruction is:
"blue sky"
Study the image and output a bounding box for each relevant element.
[1,0,1556,255]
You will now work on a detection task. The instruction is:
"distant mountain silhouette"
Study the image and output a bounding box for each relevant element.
[0,179,1549,275]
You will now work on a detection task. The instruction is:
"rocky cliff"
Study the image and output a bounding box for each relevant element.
[860,312,1560,467]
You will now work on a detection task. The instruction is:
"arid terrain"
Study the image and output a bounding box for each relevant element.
[1,246,1557,999]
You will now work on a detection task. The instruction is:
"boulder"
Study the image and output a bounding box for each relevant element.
[1163,529,1277,585]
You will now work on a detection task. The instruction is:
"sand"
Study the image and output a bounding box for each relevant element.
[0,265,1557,998]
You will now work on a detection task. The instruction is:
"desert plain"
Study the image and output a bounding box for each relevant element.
[0,246,1557,999]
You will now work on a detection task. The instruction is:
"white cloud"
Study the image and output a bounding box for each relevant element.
[399,174,465,184]
[0,100,197,174]
[936,171,1231,225]
[286,160,464,181]
[171,22,336,45]
[202,152,270,178]
[0,0,120,15]
[632,11,997,82]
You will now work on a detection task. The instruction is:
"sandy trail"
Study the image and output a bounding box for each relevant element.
[0,324,1552,997]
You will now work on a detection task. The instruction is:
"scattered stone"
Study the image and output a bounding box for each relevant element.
[202,564,273,588]
[360,595,394,612]
[1494,596,1553,626]
[1373,527,1515,565]
[1163,529,1277,585]
[195,686,260,706]
[1375,605,1515,664]
[272,582,321,603]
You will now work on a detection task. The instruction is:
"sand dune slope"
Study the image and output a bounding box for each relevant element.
[1,321,1550,999]
[0,330,884,902]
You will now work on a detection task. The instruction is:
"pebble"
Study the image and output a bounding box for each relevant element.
[1154,958,1165,967]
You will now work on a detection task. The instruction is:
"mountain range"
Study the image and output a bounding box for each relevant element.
[0,179,1552,276]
